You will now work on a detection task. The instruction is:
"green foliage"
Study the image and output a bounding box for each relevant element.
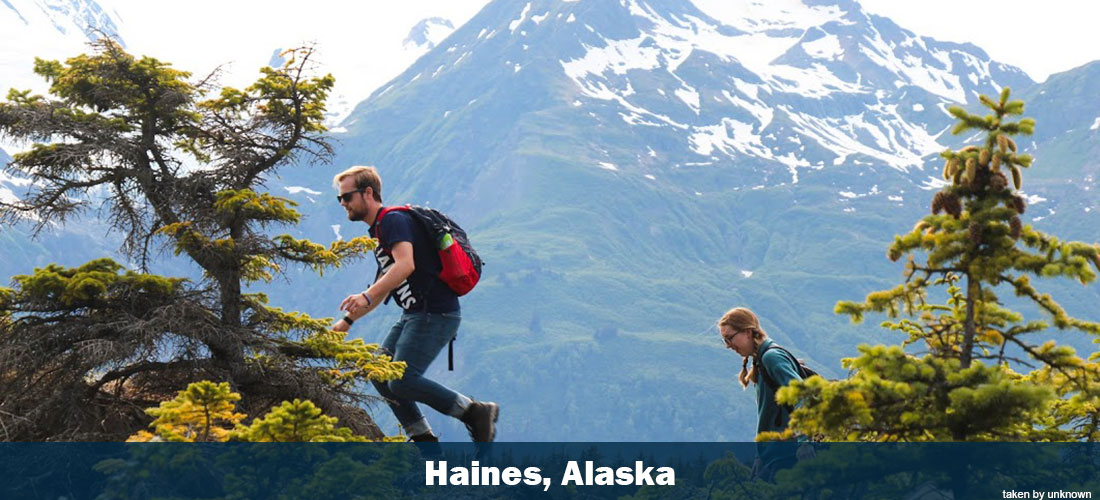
[778,345,1055,441]
[128,381,246,442]
[300,330,407,385]
[232,399,367,442]
[6,257,183,307]
[0,40,400,441]
[792,90,1100,441]
[214,189,301,225]
[272,234,378,275]
[128,381,384,442]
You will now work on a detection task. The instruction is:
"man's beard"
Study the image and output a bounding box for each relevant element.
[346,206,367,221]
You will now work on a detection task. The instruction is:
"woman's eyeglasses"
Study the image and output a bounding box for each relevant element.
[721,329,747,346]
[337,189,365,203]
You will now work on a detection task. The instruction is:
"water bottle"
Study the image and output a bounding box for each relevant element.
[439,233,455,250]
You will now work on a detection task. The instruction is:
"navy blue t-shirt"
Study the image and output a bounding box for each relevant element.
[369,208,459,313]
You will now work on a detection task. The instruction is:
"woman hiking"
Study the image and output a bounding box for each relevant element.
[719,306,813,482]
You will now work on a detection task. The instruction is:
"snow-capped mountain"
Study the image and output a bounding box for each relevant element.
[331,0,1033,212]
[1,0,121,42]
[1,0,124,91]
[404,17,457,51]
[322,16,459,129]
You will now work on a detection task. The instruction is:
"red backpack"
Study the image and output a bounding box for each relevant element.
[375,205,482,296]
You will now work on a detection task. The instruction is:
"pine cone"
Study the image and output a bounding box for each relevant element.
[943,193,962,218]
[969,221,982,245]
[1010,216,1022,240]
[1011,195,1027,214]
[931,191,946,214]
[991,172,1007,192]
[964,157,978,185]
[888,247,902,262]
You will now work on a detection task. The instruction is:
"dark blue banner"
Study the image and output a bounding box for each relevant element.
[1,442,1097,499]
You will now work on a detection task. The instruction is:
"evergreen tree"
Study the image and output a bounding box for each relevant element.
[127,381,246,442]
[779,89,1100,441]
[126,381,377,442]
[232,398,371,442]
[0,40,405,440]
[100,383,417,498]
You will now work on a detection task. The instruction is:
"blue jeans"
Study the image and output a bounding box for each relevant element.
[372,310,468,433]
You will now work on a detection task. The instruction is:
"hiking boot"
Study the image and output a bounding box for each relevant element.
[408,432,439,442]
[461,401,499,442]
[408,432,442,457]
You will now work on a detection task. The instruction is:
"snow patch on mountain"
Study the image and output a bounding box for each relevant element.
[556,0,1013,179]
[766,62,866,97]
[403,17,455,51]
[675,86,700,113]
[561,34,663,80]
[697,0,850,33]
[920,176,951,190]
[722,89,773,130]
[784,102,943,171]
[284,186,322,196]
[509,2,532,33]
[802,33,843,60]
[857,30,967,103]
[1023,193,1046,205]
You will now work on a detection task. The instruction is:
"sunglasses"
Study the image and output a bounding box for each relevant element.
[337,189,365,203]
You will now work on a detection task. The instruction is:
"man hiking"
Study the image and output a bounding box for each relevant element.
[331,165,499,442]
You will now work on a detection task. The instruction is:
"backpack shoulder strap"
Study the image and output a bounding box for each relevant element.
[756,344,801,390]
[371,205,413,306]
[372,205,414,250]
[770,345,805,378]
[372,205,409,232]
[755,344,777,391]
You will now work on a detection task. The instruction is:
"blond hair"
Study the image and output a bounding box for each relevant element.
[718,307,769,388]
[333,165,382,202]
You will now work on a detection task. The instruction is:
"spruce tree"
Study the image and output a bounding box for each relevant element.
[779,89,1100,441]
[0,40,405,440]
[126,381,376,442]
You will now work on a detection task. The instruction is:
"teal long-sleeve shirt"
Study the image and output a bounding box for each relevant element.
[753,339,804,466]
